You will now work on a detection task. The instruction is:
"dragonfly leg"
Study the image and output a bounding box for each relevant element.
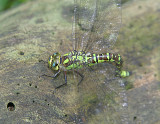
[39,59,47,63]
[74,70,84,86]
[41,70,61,78]
[55,71,67,89]
[88,66,94,71]
[53,70,61,78]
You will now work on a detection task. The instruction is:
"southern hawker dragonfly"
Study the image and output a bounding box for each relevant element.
[43,0,130,123]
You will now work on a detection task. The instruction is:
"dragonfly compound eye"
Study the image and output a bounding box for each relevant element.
[53,52,60,58]
[52,62,59,70]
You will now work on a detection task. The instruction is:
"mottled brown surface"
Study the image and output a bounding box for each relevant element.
[0,0,73,123]
[0,0,160,124]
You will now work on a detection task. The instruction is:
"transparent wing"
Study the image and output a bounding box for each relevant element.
[75,64,128,123]
[48,64,128,123]
[73,0,121,53]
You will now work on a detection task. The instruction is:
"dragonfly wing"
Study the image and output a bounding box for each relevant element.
[75,63,129,124]
[69,0,128,123]
[73,0,121,53]
[72,0,97,51]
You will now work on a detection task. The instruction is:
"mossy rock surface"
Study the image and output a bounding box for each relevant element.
[0,0,160,124]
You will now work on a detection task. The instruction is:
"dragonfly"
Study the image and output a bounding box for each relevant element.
[47,51,129,89]
[46,1,129,89]
[41,0,130,123]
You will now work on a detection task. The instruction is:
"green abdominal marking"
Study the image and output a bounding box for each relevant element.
[63,51,126,73]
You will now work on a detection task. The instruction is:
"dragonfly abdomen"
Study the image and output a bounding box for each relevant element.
[61,51,123,72]
[87,53,123,69]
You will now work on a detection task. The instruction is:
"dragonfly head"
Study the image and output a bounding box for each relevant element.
[48,52,61,71]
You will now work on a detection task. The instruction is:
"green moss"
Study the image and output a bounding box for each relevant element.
[125,81,134,90]
[104,91,116,104]
[82,94,98,106]
[116,11,160,70]
[115,8,160,91]
[121,0,131,4]
[125,12,159,52]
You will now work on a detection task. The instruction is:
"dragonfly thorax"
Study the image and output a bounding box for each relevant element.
[48,52,61,71]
